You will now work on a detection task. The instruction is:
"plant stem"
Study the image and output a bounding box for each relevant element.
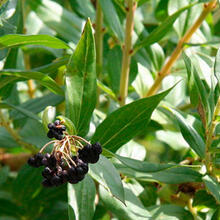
[205,97,220,174]
[187,198,198,220]
[95,0,104,107]
[0,110,37,153]
[119,0,136,106]
[145,0,217,97]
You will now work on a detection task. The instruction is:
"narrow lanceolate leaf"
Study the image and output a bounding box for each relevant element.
[134,3,196,52]
[167,107,205,158]
[89,155,125,203]
[114,154,174,172]
[117,164,202,184]
[92,86,174,152]
[0,70,64,95]
[68,175,96,220]
[99,185,151,220]
[65,19,96,137]
[0,101,40,121]
[214,48,220,87]
[99,0,124,42]
[203,175,220,204]
[0,34,69,49]
[183,52,211,123]
[28,0,83,43]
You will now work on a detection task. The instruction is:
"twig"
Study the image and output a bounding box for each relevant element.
[204,97,220,174]
[145,0,218,97]
[95,0,104,107]
[119,0,137,106]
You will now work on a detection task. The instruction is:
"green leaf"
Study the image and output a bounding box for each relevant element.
[10,93,63,120]
[183,52,211,123]
[99,0,124,42]
[0,34,69,49]
[89,155,125,203]
[148,204,193,220]
[0,127,19,148]
[28,0,83,43]
[116,164,202,184]
[92,86,174,152]
[0,166,9,186]
[13,165,43,204]
[0,70,64,95]
[107,46,138,94]
[68,175,96,220]
[0,101,40,121]
[203,175,220,203]
[65,19,96,137]
[168,0,203,38]
[193,190,218,208]
[97,80,117,101]
[134,3,196,52]
[166,107,205,158]
[107,150,173,172]
[0,199,22,217]
[214,48,220,87]
[57,115,76,135]
[99,184,151,220]
[20,119,49,149]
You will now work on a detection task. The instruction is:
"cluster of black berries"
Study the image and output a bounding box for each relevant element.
[27,121,102,188]
[28,153,89,187]
[47,120,66,140]
[78,142,102,164]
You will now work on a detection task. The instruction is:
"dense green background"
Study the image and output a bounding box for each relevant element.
[0,0,220,219]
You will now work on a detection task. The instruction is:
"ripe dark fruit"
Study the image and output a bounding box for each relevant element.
[47,130,54,138]
[28,127,100,188]
[47,120,66,140]
[27,157,37,167]
[93,142,102,154]
[68,166,77,178]
[42,167,53,178]
[51,175,62,186]
[54,120,60,126]
[48,155,56,168]
[42,179,53,188]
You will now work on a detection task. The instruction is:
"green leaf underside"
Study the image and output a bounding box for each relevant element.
[99,0,124,42]
[92,86,175,152]
[68,175,96,220]
[134,3,196,52]
[183,52,211,123]
[116,164,202,184]
[0,101,40,121]
[203,175,220,203]
[0,34,69,49]
[65,19,96,137]
[148,204,193,220]
[0,70,64,95]
[89,155,125,203]
[214,48,220,87]
[100,184,151,220]
[167,107,205,158]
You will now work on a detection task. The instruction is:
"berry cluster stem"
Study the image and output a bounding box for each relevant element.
[205,97,220,175]
[145,0,217,97]
[119,0,136,106]
[0,110,37,153]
